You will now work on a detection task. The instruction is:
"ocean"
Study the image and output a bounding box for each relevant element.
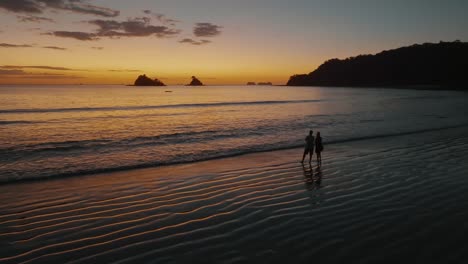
[1,85,467,183]
[2,85,468,263]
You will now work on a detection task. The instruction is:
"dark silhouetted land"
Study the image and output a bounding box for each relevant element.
[187,76,204,86]
[287,41,468,89]
[134,75,166,86]
[258,82,273,85]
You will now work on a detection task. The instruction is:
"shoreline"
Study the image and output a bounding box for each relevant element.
[4,123,468,186]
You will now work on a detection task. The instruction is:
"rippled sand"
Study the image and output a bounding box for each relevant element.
[1,126,468,264]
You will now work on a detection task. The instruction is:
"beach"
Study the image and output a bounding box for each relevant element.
[2,125,468,264]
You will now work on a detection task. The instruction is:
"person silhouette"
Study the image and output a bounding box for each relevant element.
[315,132,323,165]
[301,130,314,163]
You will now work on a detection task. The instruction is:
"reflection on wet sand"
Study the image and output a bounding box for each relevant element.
[303,164,322,190]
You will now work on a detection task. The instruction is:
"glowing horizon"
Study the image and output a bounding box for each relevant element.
[1,0,467,85]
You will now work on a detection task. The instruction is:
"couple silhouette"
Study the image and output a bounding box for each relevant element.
[301,130,323,165]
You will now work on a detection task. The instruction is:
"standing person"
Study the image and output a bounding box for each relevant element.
[301,130,314,163]
[315,132,323,165]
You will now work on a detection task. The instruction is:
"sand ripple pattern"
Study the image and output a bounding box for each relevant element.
[1,127,468,263]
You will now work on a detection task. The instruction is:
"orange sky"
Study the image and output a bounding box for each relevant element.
[0,33,323,85]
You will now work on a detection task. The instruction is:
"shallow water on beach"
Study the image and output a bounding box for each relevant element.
[1,85,468,182]
[1,126,468,263]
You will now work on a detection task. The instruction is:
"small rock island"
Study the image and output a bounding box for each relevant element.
[247,82,256,85]
[187,76,204,86]
[134,74,166,86]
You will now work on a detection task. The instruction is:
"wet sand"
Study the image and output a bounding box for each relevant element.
[1,126,468,264]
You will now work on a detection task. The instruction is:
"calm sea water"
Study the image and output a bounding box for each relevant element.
[1,85,467,183]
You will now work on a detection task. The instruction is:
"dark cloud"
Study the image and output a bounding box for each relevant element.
[179,38,211,46]
[61,1,120,17]
[0,69,25,75]
[0,43,69,50]
[0,43,34,48]
[42,46,67,50]
[91,46,104,50]
[142,10,180,26]
[17,15,54,23]
[155,14,180,26]
[0,68,83,79]
[0,70,60,76]
[0,0,42,13]
[48,17,181,41]
[0,0,119,17]
[89,17,181,38]
[193,23,222,37]
[48,31,98,41]
[1,65,74,70]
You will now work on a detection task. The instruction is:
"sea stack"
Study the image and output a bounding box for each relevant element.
[187,76,204,86]
[134,74,166,86]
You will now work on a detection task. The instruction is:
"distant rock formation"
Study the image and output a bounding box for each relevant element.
[247,82,256,85]
[258,82,273,85]
[134,75,166,86]
[187,76,204,86]
[287,41,468,89]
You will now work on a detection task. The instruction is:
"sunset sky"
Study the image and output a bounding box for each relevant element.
[1,0,467,85]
